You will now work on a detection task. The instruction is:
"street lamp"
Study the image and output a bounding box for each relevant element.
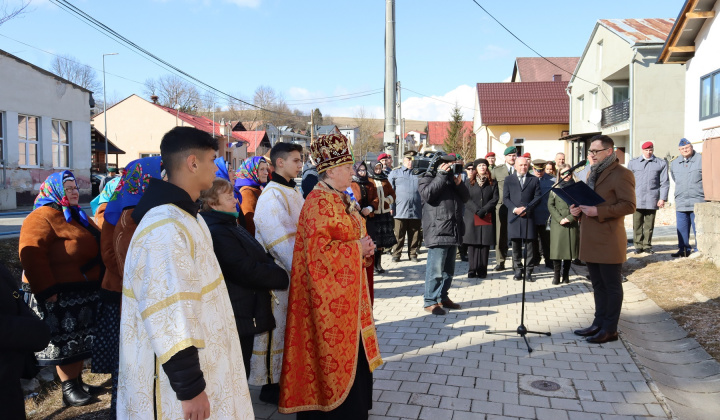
[102,52,118,174]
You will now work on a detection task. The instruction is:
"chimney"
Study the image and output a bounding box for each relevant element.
[151,95,159,104]
[553,74,562,82]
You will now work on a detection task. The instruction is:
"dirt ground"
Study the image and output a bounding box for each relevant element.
[25,373,112,420]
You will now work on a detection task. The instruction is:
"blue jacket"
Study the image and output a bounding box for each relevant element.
[532,173,556,225]
[670,151,705,211]
[388,167,422,219]
[627,155,669,210]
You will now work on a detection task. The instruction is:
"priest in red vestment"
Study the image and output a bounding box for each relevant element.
[279,133,383,418]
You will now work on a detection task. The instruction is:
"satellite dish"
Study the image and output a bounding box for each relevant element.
[589,109,602,125]
[499,132,511,145]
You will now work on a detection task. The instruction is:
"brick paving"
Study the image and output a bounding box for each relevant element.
[251,251,675,419]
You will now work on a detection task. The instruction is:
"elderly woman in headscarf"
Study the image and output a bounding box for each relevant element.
[279,134,382,419]
[19,170,103,407]
[351,161,379,303]
[369,161,397,274]
[236,156,270,235]
[95,156,163,417]
[90,176,120,227]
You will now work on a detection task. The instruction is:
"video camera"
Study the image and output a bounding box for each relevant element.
[411,151,462,176]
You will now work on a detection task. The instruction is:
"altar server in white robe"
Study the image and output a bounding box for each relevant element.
[251,142,305,404]
[118,126,253,420]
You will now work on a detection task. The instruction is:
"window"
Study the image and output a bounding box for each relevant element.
[596,40,603,70]
[52,120,70,168]
[139,153,160,159]
[513,138,525,156]
[577,95,585,120]
[613,86,629,104]
[18,115,39,167]
[700,69,720,120]
[591,89,598,111]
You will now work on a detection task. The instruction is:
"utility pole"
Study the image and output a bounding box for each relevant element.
[397,81,404,160]
[383,0,397,166]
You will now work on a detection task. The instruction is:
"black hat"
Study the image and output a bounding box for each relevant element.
[404,150,418,157]
[464,162,474,169]
[474,158,489,168]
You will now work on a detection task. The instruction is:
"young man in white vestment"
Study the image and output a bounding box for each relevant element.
[118,126,254,419]
[251,142,305,404]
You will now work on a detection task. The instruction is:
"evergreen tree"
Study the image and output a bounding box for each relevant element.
[443,104,475,161]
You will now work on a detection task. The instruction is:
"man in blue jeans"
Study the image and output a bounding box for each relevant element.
[418,153,470,315]
[670,138,705,257]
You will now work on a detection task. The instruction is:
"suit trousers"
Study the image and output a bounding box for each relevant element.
[586,263,623,334]
[495,204,509,264]
[633,209,657,251]
[534,225,551,264]
[676,211,697,253]
[467,245,490,275]
[393,218,422,259]
[511,238,536,269]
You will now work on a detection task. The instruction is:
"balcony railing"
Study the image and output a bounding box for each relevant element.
[601,99,630,128]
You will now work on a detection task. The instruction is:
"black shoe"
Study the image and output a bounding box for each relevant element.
[374,267,385,274]
[494,263,505,271]
[633,250,643,255]
[572,259,586,266]
[410,256,419,262]
[671,250,688,258]
[587,330,619,344]
[526,267,535,282]
[468,271,478,278]
[513,270,523,281]
[392,257,400,262]
[645,249,654,255]
[78,376,103,396]
[460,255,468,262]
[552,277,560,285]
[62,378,93,407]
[441,299,461,310]
[574,325,601,337]
[259,383,280,405]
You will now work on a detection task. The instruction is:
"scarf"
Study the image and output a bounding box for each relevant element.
[90,176,121,215]
[104,156,163,226]
[214,156,230,181]
[33,170,89,226]
[475,174,489,187]
[369,164,388,181]
[235,156,267,192]
[587,151,617,190]
[352,161,369,184]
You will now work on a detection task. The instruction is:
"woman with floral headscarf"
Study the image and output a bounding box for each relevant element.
[19,170,103,407]
[236,156,269,235]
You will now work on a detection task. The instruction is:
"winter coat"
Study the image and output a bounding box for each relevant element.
[670,151,705,212]
[462,179,498,246]
[627,155,669,210]
[532,173,556,225]
[239,186,262,236]
[503,174,541,240]
[547,189,579,261]
[578,160,636,264]
[301,164,319,199]
[0,266,50,420]
[388,167,422,219]
[418,170,470,248]
[201,210,289,337]
[351,180,379,218]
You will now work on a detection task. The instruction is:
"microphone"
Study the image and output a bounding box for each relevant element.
[561,159,587,177]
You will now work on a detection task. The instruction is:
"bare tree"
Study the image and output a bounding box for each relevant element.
[144,74,201,113]
[0,0,30,26]
[50,54,102,93]
[353,107,383,162]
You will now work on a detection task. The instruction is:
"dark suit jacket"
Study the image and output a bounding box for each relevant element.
[503,174,541,239]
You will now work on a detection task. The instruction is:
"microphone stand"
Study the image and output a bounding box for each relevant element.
[486,174,570,353]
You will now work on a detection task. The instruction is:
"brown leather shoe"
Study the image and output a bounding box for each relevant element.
[440,299,461,310]
[424,304,447,315]
[586,330,619,344]
[574,325,601,337]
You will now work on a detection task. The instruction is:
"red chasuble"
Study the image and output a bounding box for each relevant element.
[279,182,383,413]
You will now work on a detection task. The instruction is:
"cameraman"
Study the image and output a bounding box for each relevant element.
[418,155,470,315]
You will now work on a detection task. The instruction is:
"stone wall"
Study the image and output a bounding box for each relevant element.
[696,202,720,268]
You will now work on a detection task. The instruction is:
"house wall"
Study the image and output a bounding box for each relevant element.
[476,124,568,161]
[0,54,93,206]
[684,1,720,151]
[93,95,178,169]
[340,128,358,145]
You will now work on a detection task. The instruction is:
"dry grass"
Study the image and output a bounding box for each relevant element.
[25,372,112,420]
[628,257,720,361]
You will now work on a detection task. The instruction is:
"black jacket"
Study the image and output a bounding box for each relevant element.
[0,265,50,419]
[200,210,289,336]
[418,169,470,247]
[463,179,499,246]
[503,174,541,240]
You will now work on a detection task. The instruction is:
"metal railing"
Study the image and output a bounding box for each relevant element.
[601,99,630,128]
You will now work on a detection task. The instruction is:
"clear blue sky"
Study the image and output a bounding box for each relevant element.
[1,0,683,120]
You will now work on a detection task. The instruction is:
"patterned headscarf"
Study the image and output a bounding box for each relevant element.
[352,161,369,184]
[33,170,89,226]
[104,156,163,226]
[214,156,230,181]
[90,177,121,215]
[235,156,267,190]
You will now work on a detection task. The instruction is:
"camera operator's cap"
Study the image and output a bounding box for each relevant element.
[485,152,496,158]
[503,146,517,156]
[642,141,654,150]
[377,152,389,161]
[679,138,692,147]
[532,159,547,170]
[404,150,418,158]
[309,133,353,173]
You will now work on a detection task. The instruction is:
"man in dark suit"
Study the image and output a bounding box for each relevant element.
[504,157,541,281]
[490,146,518,271]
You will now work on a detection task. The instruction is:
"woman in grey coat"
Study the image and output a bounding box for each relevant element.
[547,164,579,285]
[462,159,499,278]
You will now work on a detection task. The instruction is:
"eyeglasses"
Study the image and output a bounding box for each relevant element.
[588,147,610,156]
[64,187,79,193]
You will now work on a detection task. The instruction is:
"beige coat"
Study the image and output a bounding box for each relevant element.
[578,160,636,264]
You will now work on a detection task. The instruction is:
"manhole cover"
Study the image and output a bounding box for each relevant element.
[530,380,561,391]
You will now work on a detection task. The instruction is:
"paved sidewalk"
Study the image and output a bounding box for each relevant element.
[251,251,680,419]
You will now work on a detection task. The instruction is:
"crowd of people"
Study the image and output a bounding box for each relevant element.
[3,127,707,419]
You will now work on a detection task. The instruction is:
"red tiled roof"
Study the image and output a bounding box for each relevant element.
[513,57,579,82]
[235,131,268,153]
[427,121,473,146]
[599,18,675,44]
[476,81,569,125]
[154,103,245,141]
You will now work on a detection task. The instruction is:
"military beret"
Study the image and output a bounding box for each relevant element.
[485,152,496,158]
[503,146,517,156]
[641,141,653,149]
[377,153,389,161]
[679,138,691,147]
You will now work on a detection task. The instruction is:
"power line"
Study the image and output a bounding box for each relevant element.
[469,0,611,102]
[284,88,384,103]
[400,87,476,113]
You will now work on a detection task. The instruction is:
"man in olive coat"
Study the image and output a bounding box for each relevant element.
[491,146,518,271]
[504,157,541,281]
[570,135,635,344]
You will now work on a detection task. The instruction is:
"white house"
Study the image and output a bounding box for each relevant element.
[0,49,94,208]
[339,126,359,145]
